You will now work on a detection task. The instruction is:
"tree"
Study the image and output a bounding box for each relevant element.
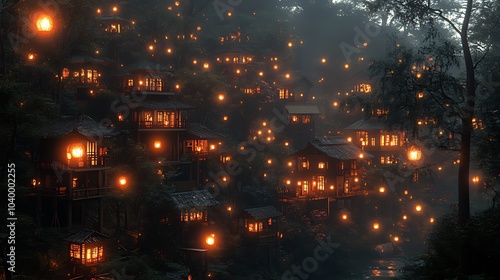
[365,0,490,276]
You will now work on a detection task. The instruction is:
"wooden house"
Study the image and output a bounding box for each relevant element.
[343,119,406,165]
[239,206,282,245]
[283,103,320,149]
[275,72,314,102]
[170,190,219,248]
[36,115,117,230]
[282,137,372,199]
[63,229,114,266]
[62,56,108,99]
[185,124,225,187]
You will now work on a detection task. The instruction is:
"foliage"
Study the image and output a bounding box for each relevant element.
[400,207,500,279]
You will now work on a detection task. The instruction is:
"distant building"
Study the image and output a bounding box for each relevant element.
[282,137,372,199]
[35,115,117,230]
[343,119,406,165]
[170,190,219,248]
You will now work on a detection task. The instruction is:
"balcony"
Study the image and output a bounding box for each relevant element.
[136,118,188,130]
[39,186,112,200]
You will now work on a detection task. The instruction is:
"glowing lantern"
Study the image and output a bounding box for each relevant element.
[67,144,84,159]
[206,234,215,246]
[393,236,399,242]
[373,222,380,230]
[379,187,385,193]
[321,58,326,63]
[344,64,349,69]
[342,214,348,220]
[402,215,407,220]
[118,177,127,188]
[415,205,422,212]
[218,94,225,101]
[472,176,480,184]
[407,145,422,161]
[112,6,118,12]
[154,141,161,149]
[36,15,53,32]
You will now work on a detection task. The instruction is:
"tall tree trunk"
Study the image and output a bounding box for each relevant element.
[458,0,475,277]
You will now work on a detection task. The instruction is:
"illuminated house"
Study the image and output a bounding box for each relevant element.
[62,56,107,99]
[343,119,406,165]
[98,15,131,34]
[283,103,320,149]
[275,73,314,102]
[63,229,114,266]
[36,115,117,230]
[184,124,225,187]
[213,48,256,84]
[282,137,372,199]
[63,229,116,278]
[239,206,282,244]
[170,190,219,248]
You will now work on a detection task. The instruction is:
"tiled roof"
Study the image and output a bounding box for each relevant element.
[244,206,282,220]
[39,114,117,138]
[285,103,320,114]
[188,124,225,139]
[63,229,112,244]
[343,119,398,131]
[135,99,195,110]
[291,137,373,160]
[171,190,218,211]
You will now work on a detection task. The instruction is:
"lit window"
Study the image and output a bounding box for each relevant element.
[318,162,326,169]
[291,115,299,122]
[127,79,134,87]
[145,78,163,91]
[317,176,325,190]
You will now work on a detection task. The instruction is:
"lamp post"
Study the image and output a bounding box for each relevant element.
[204,233,215,279]
[118,176,128,230]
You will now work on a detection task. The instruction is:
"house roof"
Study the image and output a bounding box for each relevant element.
[343,119,399,131]
[39,114,117,138]
[285,103,320,115]
[63,229,112,244]
[188,124,225,139]
[171,190,218,211]
[135,98,195,110]
[244,206,283,220]
[67,55,109,65]
[290,137,373,160]
[275,71,314,88]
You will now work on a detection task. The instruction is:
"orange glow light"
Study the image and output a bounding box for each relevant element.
[36,15,53,32]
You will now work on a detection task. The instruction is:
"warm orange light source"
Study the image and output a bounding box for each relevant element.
[393,236,399,242]
[342,214,348,220]
[206,234,215,246]
[218,94,225,101]
[70,144,84,159]
[154,141,161,149]
[472,176,480,184]
[379,187,385,193]
[119,177,127,187]
[373,222,380,230]
[415,204,422,212]
[407,145,422,161]
[36,15,53,32]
